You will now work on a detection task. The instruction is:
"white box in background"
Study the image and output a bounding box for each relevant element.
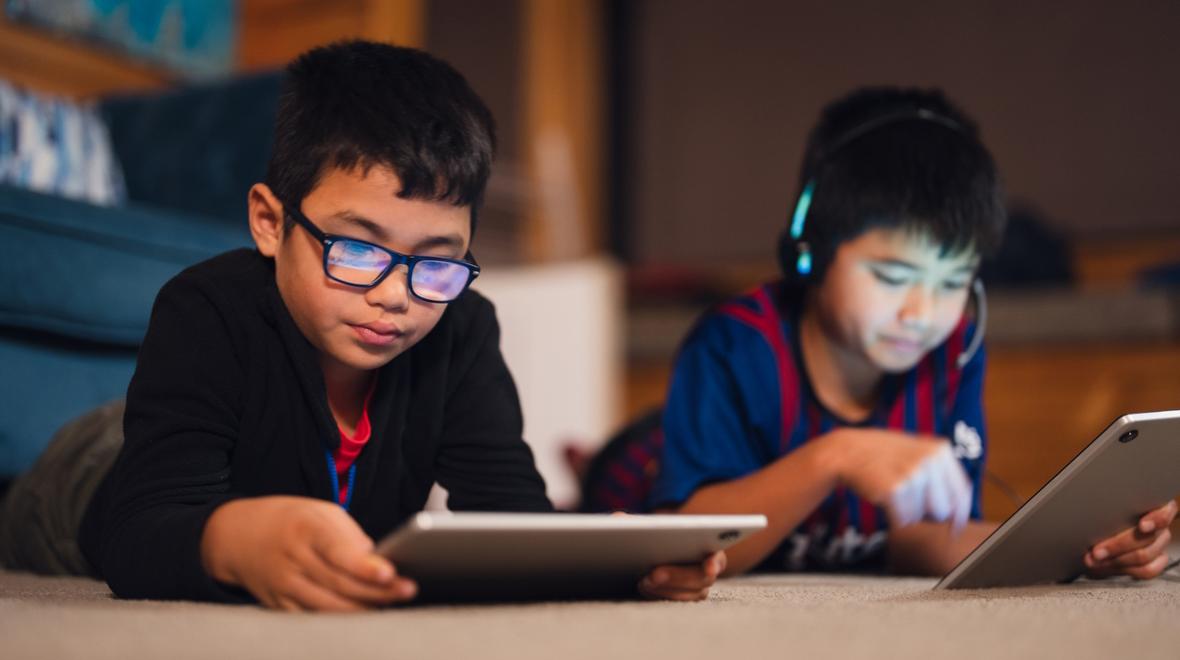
[425,258,624,510]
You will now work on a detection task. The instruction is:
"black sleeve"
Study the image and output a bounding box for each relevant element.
[433,297,554,513]
[80,273,249,602]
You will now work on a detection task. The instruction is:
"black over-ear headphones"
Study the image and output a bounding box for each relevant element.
[782,107,986,368]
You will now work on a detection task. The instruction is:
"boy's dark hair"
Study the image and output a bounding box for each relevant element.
[779,87,1005,284]
[265,40,496,233]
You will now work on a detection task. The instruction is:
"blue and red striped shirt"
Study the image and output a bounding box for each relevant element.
[586,281,987,571]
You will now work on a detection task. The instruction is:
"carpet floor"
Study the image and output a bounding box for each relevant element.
[3,567,1179,660]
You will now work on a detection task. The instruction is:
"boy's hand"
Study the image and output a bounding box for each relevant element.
[825,429,972,532]
[637,551,726,601]
[201,496,417,611]
[1083,499,1177,580]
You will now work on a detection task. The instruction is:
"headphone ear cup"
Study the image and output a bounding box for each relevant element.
[783,178,817,282]
[796,243,812,276]
[777,232,814,283]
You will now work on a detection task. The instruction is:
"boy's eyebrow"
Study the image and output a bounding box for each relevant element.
[411,234,467,254]
[329,211,389,241]
[328,211,466,254]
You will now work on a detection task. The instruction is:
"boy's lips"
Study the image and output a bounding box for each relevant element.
[879,335,925,353]
[351,322,404,346]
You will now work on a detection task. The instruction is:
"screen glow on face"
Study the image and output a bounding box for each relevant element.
[285,198,478,303]
[325,238,473,302]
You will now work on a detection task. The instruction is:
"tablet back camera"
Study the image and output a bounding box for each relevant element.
[1119,429,1138,443]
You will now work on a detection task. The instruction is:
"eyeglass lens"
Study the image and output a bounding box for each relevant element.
[325,239,470,302]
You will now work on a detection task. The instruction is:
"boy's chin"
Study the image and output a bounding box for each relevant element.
[332,344,405,373]
[866,349,925,374]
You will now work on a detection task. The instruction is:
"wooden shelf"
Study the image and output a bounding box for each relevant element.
[237,0,424,72]
[0,14,173,99]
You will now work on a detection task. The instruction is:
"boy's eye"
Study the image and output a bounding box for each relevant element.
[941,279,971,292]
[870,269,910,286]
[417,259,450,272]
[329,240,388,269]
[341,241,372,256]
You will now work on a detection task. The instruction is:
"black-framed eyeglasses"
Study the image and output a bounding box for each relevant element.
[284,203,480,303]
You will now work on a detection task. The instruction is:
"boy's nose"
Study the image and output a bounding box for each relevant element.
[898,286,934,329]
[365,265,412,311]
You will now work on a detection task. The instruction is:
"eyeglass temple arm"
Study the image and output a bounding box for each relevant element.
[285,204,329,242]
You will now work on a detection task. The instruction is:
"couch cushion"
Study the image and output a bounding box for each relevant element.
[0,185,251,346]
[99,72,282,226]
[0,80,127,207]
[0,335,135,478]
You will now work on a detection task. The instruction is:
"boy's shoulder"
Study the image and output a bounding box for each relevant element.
[687,280,800,351]
[149,248,275,331]
[171,248,271,292]
[419,285,499,354]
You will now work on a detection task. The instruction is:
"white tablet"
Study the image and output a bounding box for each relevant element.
[376,512,767,601]
[936,410,1180,589]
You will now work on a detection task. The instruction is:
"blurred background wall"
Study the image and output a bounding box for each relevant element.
[2,0,1178,516]
[625,0,1180,259]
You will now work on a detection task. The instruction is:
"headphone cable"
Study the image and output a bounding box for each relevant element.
[984,468,1024,509]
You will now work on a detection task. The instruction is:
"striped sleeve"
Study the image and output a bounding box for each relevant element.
[649,309,787,508]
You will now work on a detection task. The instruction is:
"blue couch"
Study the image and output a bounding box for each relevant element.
[0,72,283,478]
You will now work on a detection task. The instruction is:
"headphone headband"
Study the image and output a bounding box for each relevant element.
[787,108,966,278]
[813,108,965,166]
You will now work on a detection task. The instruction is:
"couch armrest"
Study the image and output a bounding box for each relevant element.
[0,184,250,345]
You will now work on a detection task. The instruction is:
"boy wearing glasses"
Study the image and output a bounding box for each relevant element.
[0,41,722,608]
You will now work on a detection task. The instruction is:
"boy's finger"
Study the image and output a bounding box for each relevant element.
[709,551,728,576]
[1087,529,1171,570]
[638,578,710,601]
[646,563,718,592]
[948,454,972,534]
[300,549,416,604]
[1125,553,1171,580]
[1090,524,1163,562]
[696,552,725,578]
[889,471,925,528]
[923,458,953,523]
[273,594,304,612]
[315,537,396,585]
[928,448,968,526]
[257,588,283,610]
[1138,500,1179,534]
[1089,552,1171,581]
[950,453,971,531]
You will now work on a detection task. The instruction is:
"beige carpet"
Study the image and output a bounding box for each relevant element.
[3,568,1179,660]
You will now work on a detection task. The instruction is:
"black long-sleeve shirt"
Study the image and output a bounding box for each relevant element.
[79,249,552,602]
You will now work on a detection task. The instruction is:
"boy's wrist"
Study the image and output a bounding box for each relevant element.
[811,428,852,484]
[200,500,244,586]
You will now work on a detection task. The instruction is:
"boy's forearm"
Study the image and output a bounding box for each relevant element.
[88,496,245,602]
[676,433,846,575]
[886,520,998,576]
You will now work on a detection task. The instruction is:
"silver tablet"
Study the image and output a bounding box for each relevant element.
[376,512,767,601]
[936,410,1180,589]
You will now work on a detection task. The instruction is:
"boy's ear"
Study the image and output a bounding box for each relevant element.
[248,183,286,257]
